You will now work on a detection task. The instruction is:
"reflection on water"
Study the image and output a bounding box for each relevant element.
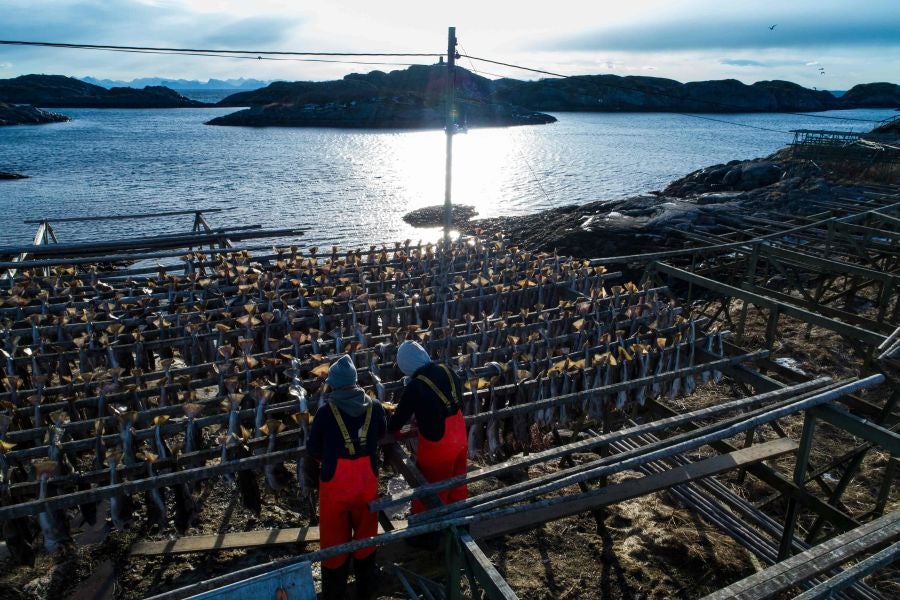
[0,107,891,249]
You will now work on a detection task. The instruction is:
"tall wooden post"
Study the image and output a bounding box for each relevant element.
[443,26,457,245]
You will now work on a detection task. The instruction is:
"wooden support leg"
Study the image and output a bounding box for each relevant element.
[765,307,780,351]
[806,440,880,544]
[445,527,463,600]
[872,456,898,518]
[778,411,816,560]
[552,428,605,532]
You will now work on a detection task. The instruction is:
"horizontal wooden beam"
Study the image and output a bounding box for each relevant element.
[470,438,798,539]
[811,404,900,456]
[128,521,405,556]
[652,261,886,346]
[22,208,227,224]
[701,510,900,600]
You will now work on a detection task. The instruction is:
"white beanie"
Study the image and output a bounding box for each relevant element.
[397,340,431,376]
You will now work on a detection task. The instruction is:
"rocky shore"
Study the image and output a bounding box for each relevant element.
[449,152,890,259]
[0,171,29,179]
[206,98,555,128]
[0,102,69,126]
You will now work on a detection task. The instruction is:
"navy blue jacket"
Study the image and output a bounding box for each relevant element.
[388,362,462,442]
[307,395,387,482]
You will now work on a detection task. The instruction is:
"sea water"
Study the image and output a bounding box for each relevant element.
[0,108,893,249]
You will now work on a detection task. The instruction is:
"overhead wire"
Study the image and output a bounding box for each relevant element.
[0,39,443,58]
[458,42,557,206]
[40,45,425,67]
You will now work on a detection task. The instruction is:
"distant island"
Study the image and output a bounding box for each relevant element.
[0,75,210,108]
[1,68,897,130]
[207,65,899,128]
[0,101,70,126]
[208,65,557,128]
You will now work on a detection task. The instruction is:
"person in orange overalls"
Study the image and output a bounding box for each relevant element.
[389,341,468,516]
[307,354,387,600]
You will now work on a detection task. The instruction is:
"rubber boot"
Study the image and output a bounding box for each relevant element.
[353,553,379,600]
[321,560,349,600]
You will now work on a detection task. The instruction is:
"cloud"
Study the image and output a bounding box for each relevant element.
[642,65,658,71]
[0,62,11,69]
[720,59,768,67]
[543,5,900,52]
[203,16,300,47]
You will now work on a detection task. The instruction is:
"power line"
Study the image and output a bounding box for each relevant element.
[0,39,443,58]
[459,54,881,124]
[674,112,791,134]
[39,45,425,67]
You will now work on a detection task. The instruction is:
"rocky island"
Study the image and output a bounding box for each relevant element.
[208,65,556,128]
[490,77,900,113]
[208,64,899,128]
[0,101,70,126]
[0,75,210,108]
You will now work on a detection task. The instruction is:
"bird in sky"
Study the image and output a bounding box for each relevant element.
[768,24,777,30]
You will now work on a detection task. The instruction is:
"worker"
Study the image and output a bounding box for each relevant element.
[307,354,387,600]
[389,341,468,515]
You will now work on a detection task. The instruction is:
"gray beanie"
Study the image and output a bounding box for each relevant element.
[397,340,431,376]
[326,355,358,388]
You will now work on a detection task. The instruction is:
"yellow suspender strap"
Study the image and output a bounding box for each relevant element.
[439,364,461,404]
[416,368,455,411]
[329,403,356,456]
[359,402,373,447]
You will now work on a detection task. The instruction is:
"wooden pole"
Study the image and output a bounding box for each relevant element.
[443,26,457,245]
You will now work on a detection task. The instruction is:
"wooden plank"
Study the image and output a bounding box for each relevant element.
[646,398,860,532]
[129,522,406,556]
[701,510,900,600]
[791,541,900,600]
[811,404,900,455]
[22,207,226,224]
[457,530,520,599]
[470,438,798,539]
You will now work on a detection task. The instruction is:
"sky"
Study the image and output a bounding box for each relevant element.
[1,0,898,89]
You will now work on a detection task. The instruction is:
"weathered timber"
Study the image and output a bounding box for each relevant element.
[701,510,900,600]
[469,438,798,539]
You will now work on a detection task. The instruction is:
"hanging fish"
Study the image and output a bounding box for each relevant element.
[651,339,667,399]
[466,372,485,459]
[0,441,35,566]
[34,460,72,555]
[713,331,724,383]
[669,338,682,400]
[684,321,697,396]
[634,345,651,407]
[235,429,261,516]
[106,448,133,531]
[259,419,288,491]
[140,451,167,531]
[485,383,502,461]
[616,346,632,410]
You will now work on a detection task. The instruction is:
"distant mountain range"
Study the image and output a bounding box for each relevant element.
[80,77,272,91]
